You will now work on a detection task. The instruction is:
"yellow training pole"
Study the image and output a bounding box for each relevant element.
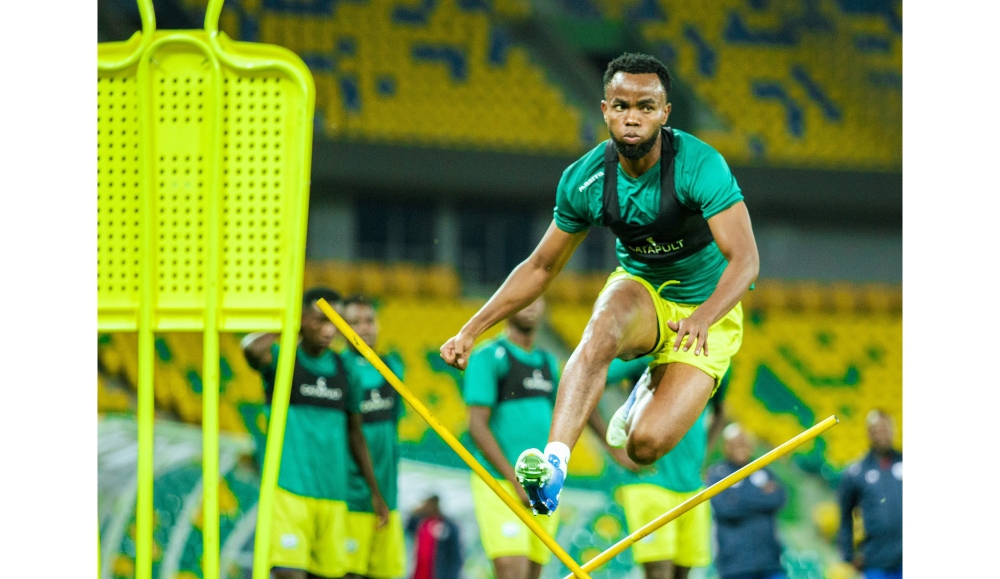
[200,46,223,579]
[315,299,593,579]
[134,31,158,579]
[562,415,840,579]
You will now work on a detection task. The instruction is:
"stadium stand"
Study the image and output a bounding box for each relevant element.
[171,0,901,169]
[592,0,902,169]
[179,0,585,153]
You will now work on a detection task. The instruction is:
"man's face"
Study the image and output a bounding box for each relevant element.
[868,413,895,452]
[509,297,545,333]
[723,429,753,467]
[601,72,671,160]
[300,302,337,351]
[344,303,379,348]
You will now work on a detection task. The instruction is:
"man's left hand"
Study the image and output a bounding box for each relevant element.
[667,312,712,356]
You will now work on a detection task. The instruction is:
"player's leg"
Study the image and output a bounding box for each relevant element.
[272,569,307,579]
[492,556,529,579]
[626,295,744,464]
[626,362,714,465]
[516,277,658,512]
[526,561,543,579]
[641,561,674,579]
[550,277,659,446]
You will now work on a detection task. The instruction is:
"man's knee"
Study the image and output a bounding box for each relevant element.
[576,319,626,366]
[627,425,682,466]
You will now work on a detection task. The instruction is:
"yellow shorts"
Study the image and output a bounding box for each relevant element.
[269,486,349,577]
[601,268,743,389]
[470,474,560,564]
[616,484,711,567]
[344,510,406,579]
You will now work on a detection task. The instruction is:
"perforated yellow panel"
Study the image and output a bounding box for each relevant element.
[97,31,314,332]
[219,73,297,328]
[97,74,142,325]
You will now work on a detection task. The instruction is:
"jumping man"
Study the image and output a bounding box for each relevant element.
[440,52,759,515]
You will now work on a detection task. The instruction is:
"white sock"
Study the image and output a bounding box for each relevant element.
[544,442,571,470]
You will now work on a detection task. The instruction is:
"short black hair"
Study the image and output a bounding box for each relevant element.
[343,294,374,309]
[603,52,672,97]
[303,286,341,309]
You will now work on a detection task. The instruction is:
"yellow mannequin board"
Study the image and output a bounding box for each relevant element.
[97,1,314,578]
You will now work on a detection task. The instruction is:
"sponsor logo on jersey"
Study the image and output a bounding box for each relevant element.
[891,462,902,480]
[299,376,343,401]
[627,237,685,255]
[361,389,395,414]
[578,171,604,192]
[522,369,553,393]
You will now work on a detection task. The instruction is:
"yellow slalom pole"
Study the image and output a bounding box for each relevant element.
[562,415,840,579]
[315,299,592,579]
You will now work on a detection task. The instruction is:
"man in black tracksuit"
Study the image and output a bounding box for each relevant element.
[837,409,903,579]
[706,423,787,579]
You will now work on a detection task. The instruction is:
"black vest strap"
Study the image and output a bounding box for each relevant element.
[496,349,554,404]
[601,128,715,267]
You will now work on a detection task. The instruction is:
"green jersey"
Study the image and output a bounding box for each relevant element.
[259,343,361,501]
[606,357,712,493]
[343,349,405,512]
[554,129,743,304]
[463,335,562,479]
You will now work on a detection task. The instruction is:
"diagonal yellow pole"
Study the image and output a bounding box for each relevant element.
[315,299,593,579]
[562,415,840,579]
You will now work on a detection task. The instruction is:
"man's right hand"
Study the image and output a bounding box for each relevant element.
[440,331,476,370]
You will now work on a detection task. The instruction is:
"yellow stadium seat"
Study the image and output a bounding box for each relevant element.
[388,263,421,298]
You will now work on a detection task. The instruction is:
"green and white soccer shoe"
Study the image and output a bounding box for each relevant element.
[514,448,566,516]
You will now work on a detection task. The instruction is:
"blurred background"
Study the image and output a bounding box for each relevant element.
[96,0,902,578]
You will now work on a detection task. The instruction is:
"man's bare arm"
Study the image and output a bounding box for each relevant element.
[240,332,279,370]
[440,221,587,370]
[467,406,532,507]
[669,201,759,356]
[348,412,390,527]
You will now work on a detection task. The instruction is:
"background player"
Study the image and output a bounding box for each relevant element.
[600,362,727,579]
[242,288,389,579]
[440,52,759,515]
[462,297,624,579]
[341,295,408,579]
